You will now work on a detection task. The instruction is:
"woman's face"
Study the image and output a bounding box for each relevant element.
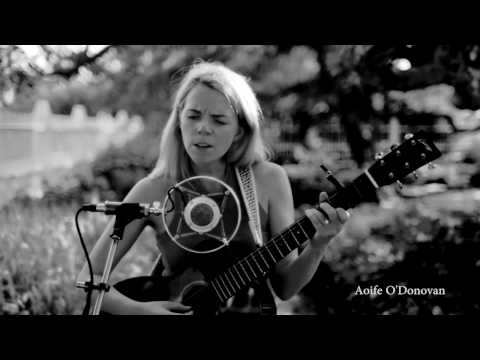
[179,83,243,168]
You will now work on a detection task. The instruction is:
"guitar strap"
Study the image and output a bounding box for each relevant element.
[234,165,263,247]
[235,165,277,315]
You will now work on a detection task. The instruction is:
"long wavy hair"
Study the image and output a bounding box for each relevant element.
[149,61,270,182]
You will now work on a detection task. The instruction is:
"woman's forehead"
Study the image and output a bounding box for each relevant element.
[183,83,235,115]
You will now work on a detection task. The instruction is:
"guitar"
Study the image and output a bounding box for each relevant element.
[108,132,442,315]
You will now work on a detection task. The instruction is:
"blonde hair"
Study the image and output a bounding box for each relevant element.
[149,61,270,181]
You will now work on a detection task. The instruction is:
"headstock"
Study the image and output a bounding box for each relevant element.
[367,131,442,187]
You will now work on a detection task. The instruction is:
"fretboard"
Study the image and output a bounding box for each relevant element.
[208,172,378,304]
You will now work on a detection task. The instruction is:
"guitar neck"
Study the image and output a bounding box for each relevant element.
[207,172,378,304]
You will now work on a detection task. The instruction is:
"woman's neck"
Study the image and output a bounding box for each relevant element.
[191,161,227,180]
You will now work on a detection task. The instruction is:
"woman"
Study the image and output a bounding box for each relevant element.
[77,61,350,315]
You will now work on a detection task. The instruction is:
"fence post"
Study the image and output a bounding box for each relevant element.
[31,99,52,171]
[71,104,87,125]
[70,104,89,159]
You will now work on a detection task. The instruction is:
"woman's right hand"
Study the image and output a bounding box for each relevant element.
[139,301,193,315]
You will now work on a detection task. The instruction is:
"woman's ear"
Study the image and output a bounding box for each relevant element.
[234,126,244,142]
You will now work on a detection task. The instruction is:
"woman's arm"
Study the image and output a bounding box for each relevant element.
[257,162,346,301]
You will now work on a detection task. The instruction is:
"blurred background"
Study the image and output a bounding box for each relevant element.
[1,45,480,315]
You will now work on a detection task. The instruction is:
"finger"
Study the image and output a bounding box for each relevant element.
[317,207,330,223]
[173,310,194,315]
[336,208,350,223]
[166,302,192,311]
[305,208,329,227]
[319,192,329,202]
[319,203,337,224]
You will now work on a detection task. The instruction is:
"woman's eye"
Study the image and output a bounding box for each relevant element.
[215,120,226,125]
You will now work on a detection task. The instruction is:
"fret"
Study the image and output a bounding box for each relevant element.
[213,281,227,303]
[299,216,318,239]
[272,238,286,258]
[240,261,252,282]
[250,255,264,275]
[228,268,240,289]
[297,220,310,240]
[218,274,233,297]
[282,233,293,251]
[278,233,292,254]
[223,269,236,291]
[210,280,223,301]
[232,265,246,286]
[264,245,277,262]
[212,277,227,301]
[285,228,301,250]
[257,249,270,269]
[288,227,301,246]
[222,272,236,293]
[243,259,257,280]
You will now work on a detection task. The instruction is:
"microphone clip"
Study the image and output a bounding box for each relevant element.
[76,281,110,293]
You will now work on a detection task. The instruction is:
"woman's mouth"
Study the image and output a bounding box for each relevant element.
[194,143,212,149]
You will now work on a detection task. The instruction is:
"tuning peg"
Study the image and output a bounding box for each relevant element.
[427,163,436,169]
[403,133,414,140]
[396,180,403,190]
[375,152,384,160]
[390,144,398,151]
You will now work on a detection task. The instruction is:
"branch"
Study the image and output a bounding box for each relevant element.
[49,45,118,79]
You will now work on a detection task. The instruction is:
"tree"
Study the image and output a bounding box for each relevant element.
[4,44,480,167]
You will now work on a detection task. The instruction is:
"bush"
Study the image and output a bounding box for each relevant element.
[299,195,480,315]
[91,115,164,199]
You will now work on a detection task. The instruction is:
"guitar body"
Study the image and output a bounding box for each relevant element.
[107,269,221,315]
[103,247,278,316]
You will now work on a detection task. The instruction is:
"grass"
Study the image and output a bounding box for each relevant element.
[0,197,159,315]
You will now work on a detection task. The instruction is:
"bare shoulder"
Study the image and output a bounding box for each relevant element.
[252,161,288,183]
[252,161,291,195]
[124,173,172,204]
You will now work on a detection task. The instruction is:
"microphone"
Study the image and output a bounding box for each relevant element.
[81,201,163,216]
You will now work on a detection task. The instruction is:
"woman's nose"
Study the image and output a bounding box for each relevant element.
[196,120,213,134]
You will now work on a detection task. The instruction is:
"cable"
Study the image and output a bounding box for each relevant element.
[75,201,175,316]
[166,185,188,212]
[75,207,95,315]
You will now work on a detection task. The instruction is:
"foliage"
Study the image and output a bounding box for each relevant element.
[298,196,480,315]
[0,193,159,315]
[90,113,165,199]
[6,44,480,166]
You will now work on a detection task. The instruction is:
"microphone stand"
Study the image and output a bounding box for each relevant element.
[77,203,161,315]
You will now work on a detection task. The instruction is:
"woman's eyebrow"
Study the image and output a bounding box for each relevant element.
[185,108,229,118]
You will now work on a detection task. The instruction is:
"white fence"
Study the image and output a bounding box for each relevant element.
[0,100,144,178]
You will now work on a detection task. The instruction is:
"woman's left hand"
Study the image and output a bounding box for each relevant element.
[304,192,351,251]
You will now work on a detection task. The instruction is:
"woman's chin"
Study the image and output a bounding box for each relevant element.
[188,150,226,165]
